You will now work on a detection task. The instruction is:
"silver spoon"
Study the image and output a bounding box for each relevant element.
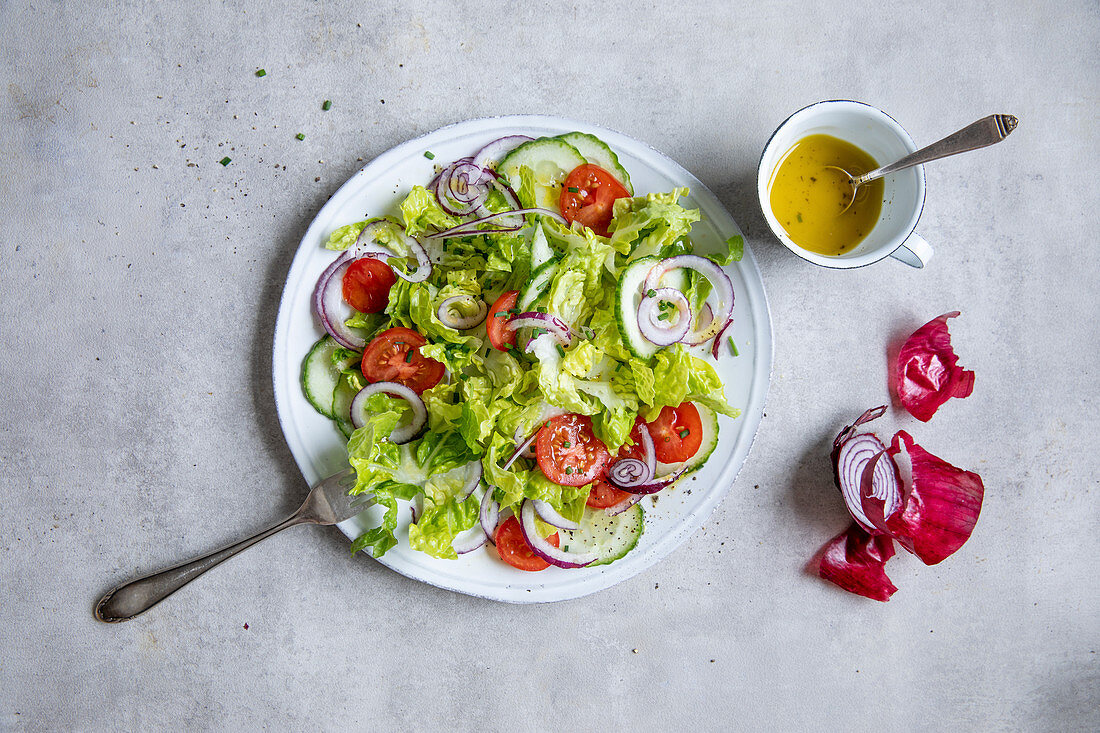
[828,113,1018,214]
[94,469,369,623]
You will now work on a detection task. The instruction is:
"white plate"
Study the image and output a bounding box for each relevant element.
[272,115,773,603]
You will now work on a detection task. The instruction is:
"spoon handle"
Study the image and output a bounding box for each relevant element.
[855,114,1017,186]
[94,512,307,622]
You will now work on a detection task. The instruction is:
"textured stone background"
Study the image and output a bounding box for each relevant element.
[2,1,1097,730]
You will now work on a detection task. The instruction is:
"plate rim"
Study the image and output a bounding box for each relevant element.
[271,114,773,603]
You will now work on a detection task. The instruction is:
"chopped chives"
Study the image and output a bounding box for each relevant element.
[219,157,232,166]
[562,441,571,448]
[322,99,332,111]
[494,311,507,318]
[646,289,656,298]
[555,344,565,357]
[424,150,435,160]
[679,428,690,438]
[728,337,739,357]
[565,467,573,475]
[536,306,547,313]
[567,186,579,192]
[405,350,414,363]
[295,133,305,140]
[563,545,569,552]
[658,312,669,321]
[255,69,266,77]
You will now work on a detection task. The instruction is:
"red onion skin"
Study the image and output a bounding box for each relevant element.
[895,311,975,422]
[885,431,985,565]
[814,521,898,602]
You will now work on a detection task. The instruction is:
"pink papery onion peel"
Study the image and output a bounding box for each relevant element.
[895,311,975,422]
[813,522,899,603]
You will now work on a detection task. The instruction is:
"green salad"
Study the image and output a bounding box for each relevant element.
[302,132,742,571]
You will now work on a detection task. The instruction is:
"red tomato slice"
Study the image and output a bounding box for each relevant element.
[536,414,610,486]
[615,417,650,463]
[494,515,558,571]
[360,327,445,394]
[559,164,631,238]
[586,481,634,509]
[487,290,519,351]
[342,257,396,314]
[647,403,703,463]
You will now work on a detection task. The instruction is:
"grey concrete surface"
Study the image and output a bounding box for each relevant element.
[2,1,1097,730]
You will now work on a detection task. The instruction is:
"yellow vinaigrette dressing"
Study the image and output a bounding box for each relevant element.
[768,134,884,256]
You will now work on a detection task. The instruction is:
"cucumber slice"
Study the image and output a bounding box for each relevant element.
[656,402,719,478]
[530,222,555,270]
[556,131,633,194]
[615,255,662,359]
[564,503,644,567]
[518,258,560,312]
[332,369,365,438]
[302,336,348,419]
[497,137,586,210]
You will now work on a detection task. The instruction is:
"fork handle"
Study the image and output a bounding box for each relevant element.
[855,114,1018,186]
[94,512,308,622]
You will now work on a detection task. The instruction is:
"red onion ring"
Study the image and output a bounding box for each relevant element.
[314,252,366,349]
[518,500,597,569]
[637,287,692,346]
[682,302,715,346]
[619,468,685,495]
[835,432,902,534]
[643,255,734,344]
[461,461,483,501]
[506,312,573,347]
[479,486,500,542]
[605,493,644,516]
[348,382,427,444]
[606,426,656,488]
[532,499,581,531]
[425,207,567,239]
[437,296,488,330]
[450,485,489,554]
[711,317,734,359]
[502,430,538,471]
[472,135,533,170]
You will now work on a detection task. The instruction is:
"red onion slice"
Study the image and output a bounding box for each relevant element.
[835,433,902,534]
[606,423,656,488]
[518,500,597,569]
[532,499,581,531]
[461,461,483,501]
[450,485,489,554]
[502,430,538,471]
[479,486,500,542]
[710,317,735,359]
[314,253,367,349]
[506,312,573,347]
[618,468,684,495]
[472,135,533,170]
[437,296,488,330]
[349,382,427,444]
[425,207,566,239]
[605,493,644,516]
[643,255,735,344]
[682,302,715,346]
[638,287,692,346]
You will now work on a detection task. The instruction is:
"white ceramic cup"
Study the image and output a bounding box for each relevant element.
[758,100,933,269]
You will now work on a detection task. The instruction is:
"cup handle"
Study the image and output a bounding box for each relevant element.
[890,232,934,268]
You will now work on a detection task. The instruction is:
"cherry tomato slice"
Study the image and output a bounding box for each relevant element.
[360,327,445,394]
[559,164,631,238]
[494,515,558,571]
[647,403,703,464]
[586,481,634,509]
[342,257,397,314]
[536,414,610,486]
[487,290,519,351]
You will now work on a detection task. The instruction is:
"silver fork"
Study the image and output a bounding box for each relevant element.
[94,468,368,623]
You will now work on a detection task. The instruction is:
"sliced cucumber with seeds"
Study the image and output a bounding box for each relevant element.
[332,369,365,438]
[302,335,359,419]
[518,258,560,312]
[556,131,633,194]
[615,255,661,359]
[564,503,644,567]
[497,137,587,210]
